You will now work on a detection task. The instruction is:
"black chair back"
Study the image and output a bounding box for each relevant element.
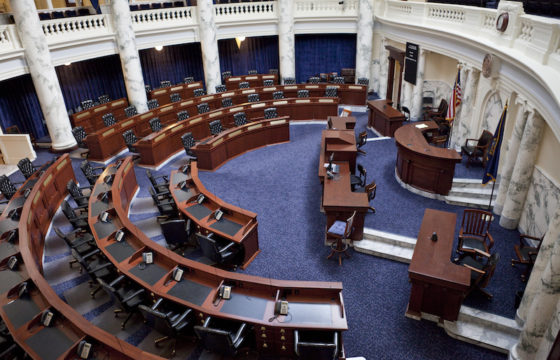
[263,79,274,87]
[194,317,247,357]
[215,85,227,93]
[182,132,196,156]
[184,76,194,84]
[138,305,174,336]
[122,130,138,152]
[357,78,369,86]
[147,99,159,110]
[238,82,250,89]
[196,233,221,263]
[295,330,339,360]
[233,112,247,126]
[124,105,137,118]
[283,77,296,85]
[102,113,116,127]
[269,68,278,75]
[17,158,36,179]
[332,76,344,84]
[98,94,110,104]
[177,110,190,121]
[170,93,181,103]
[80,161,99,186]
[149,118,162,133]
[0,176,17,200]
[193,88,206,97]
[264,107,277,119]
[325,86,337,97]
[272,91,284,99]
[161,218,190,248]
[248,69,258,75]
[66,179,88,207]
[209,120,224,136]
[72,127,87,147]
[308,77,320,84]
[247,93,260,103]
[221,71,232,81]
[160,80,172,88]
[221,98,233,108]
[197,103,210,114]
[81,99,94,110]
[298,89,309,98]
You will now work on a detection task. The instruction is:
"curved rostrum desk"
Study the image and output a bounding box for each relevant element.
[394,121,462,196]
[70,98,129,134]
[88,156,347,357]
[191,117,290,171]
[0,154,154,360]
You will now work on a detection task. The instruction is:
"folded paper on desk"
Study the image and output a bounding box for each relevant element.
[415,124,428,129]
[324,163,339,173]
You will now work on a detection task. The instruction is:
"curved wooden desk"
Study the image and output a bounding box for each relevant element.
[135,97,337,167]
[87,157,347,358]
[70,98,129,133]
[394,121,461,195]
[147,81,204,106]
[192,117,290,171]
[225,73,278,90]
[1,154,152,360]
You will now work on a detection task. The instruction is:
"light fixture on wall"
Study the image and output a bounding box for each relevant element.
[155,45,164,51]
[64,62,71,66]
[235,36,246,49]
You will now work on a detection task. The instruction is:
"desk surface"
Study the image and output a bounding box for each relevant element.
[394,122,462,161]
[329,116,356,130]
[322,162,369,210]
[367,99,405,118]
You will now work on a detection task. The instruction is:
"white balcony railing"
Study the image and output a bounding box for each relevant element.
[131,6,197,32]
[41,15,111,43]
[294,0,359,18]
[214,2,277,24]
[0,26,18,52]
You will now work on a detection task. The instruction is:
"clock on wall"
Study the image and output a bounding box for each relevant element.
[496,12,509,32]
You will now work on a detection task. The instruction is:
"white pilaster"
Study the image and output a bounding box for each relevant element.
[378,38,389,101]
[110,0,148,113]
[10,0,76,150]
[278,0,295,83]
[410,48,426,120]
[355,0,374,84]
[197,0,221,94]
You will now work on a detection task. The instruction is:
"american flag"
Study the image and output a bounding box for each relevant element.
[446,69,462,121]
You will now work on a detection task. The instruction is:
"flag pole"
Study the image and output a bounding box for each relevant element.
[487,180,496,211]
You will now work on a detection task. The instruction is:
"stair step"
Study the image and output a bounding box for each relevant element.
[353,238,413,263]
[448,187,498,199]
[445,195,494,209]
[362,228,416,248]
[452,178,499,190]
[458,306,521,334]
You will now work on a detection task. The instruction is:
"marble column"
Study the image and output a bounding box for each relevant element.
[510,216,560,360]
[499,111,544,229]
[494,99,528,215]
[110,0,148,113]
[455,67,481,146]
[10,0,76,150]
[448,64,468,150]
[534,297,560,359]
[355,0,374,84]
[197,0,221,94]
[378,39,389,102]
[278,0,295,83]
[402,79,413,112]
[518,207,560,324]
[410,48,426,120]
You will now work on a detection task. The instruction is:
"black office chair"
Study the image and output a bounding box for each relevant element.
[356,131,367,155]
[98,94,110,104]
[54,226,95,267]
[264,107,277,119]
[325,86,337,97]
[283,77,296,85]
[184,76,194,84]
[175,111,188,123]
[263,79,274,87]
[456,253,500,299]
[66,179,90,209]
[146,169,170,196]
[145,84,152,93]
[72,127,89,158]
[97,276,145,329]
[124,105,138,118]
[221,71,231,81]
[80,160,104,186]
[196,232,240,266]
[81,99,94,110]
[357,78,369,86]
[138,299,193,357]
[193,88,206,97]
[308,76,320,84]
[170,93,181,103]
[147,99,160,110]
[295,330,339,360]
[221,97,233,108]
[149,188,177,217]
[160,80,172,88]
[17,158,36,179]
[209,119,225,136]
[238,81,250,89]
[194,317,248,357]
[122,130,138,153]
[272,91,285,99]
[269,68,278,75]
[71,247,115,298]
[149,117,162,133]
[160,218,193,253]
[247,93,260,103]
[350,164,367,191]
[197,103,210,114]
[233,112,247,126]
[248,69,258,75]
[215,84,227,93]
[298,89,309,98]
[61,200,89,230]
[181,132,197,158]
[332,76,344,84]
[102,113,116,127]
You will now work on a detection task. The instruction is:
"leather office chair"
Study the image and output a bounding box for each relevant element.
[0,176,18,203]
[160,80,172,88]
[145,84,152,93]
[149,117,162,133]
[72,126,89,158]
[98,94,110,104]
[357,78,369,86]
[54,226,95,268]
[283,77,296,85]
[512,233,544,281]
[177,110,189,121]
[247,93,260,103]
[61,200,89,230]
[102,113,116,127]
[184,76,195,84]
[138,299,193,357]
[181,132,197,158]
[81,99,94,110]
[196,232,240,266]
[264,107,278,120]
[423,98,447,122]
[71,247,115,298]
[350,164,367,191]
[66,179,90,209]
[457,209,494,258]
[221,71,232,81]
[160,218,193,253]
[146,169,170,196]
[401,106,411,122]
[269,68,278,75]
[295,330,339,360]
[461,130,493,167]
[325,86,338,97]
[197,103,210,114]
[215,84,227,93]
[209,119,225,136]
[147,99,159,110]
[194,317,248,357]
[234,112,247,126]
[193,88,206,97]
[221,97,233,108]
[122,130,139,153]
[332,76,344,84]
[17,158,36,179]
[308,76,320,84]
[326,211,356,266]
[170,92,181,103]
[298,89,309,98]
[457,252,500,299]
[124,105,138,118]
[149,187,177,217]
[80,160,104,186]
[263,79,274,87]
[272,91,285,99]
[97,276,145,329]
[248,69,258,75]
[238,81,250,89]
[356,131,367,155]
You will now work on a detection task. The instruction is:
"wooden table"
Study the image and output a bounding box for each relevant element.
[394,121,461,195]
[407,209,470,322]
[329,116,356,130]
[367,99,406,137]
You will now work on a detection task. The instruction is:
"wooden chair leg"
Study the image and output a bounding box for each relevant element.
[369,206,376,213]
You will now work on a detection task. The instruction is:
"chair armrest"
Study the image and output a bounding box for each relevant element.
[82,248,101,260]
[521,234,543,242]
[462,263,486,274]
[71,237,94,248]
[486,232,494,249]
[122,288,145,303]
[109,274,126,288]
[91,166,105,173]
[473,248,491,258]
[231,322,247,344]
[218,241,236,254]
[464,138,478,146]
[89,262,113,274]
[151,298,164,310]
[171,308,192,328]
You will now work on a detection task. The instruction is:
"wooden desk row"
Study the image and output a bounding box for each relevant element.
[0,154,150,360]
[367,99,406,137]
[394,121,461,195]
[70,98,129,134]
[224,73,278,91]
[147,81,204,107]
[86,157,347,357]
[192,117,290,171]
[135,97,338,167]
